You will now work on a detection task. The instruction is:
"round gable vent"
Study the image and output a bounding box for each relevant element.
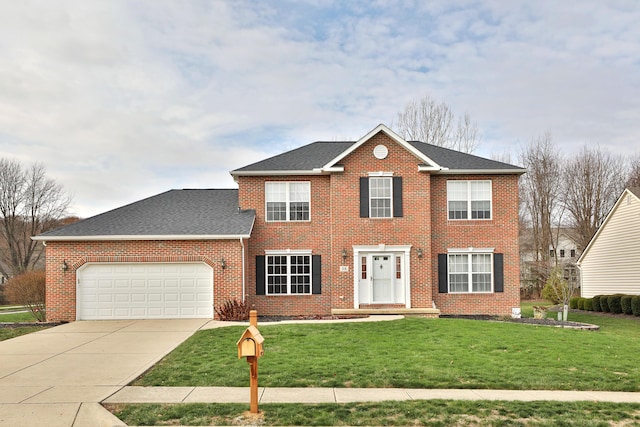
[373,144,388,159]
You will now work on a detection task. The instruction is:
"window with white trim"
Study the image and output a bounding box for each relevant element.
[266,182,310,221]
[266,253,311,295]
[447,180,492,220]
[369,177,392,218]
[448,253,493,293]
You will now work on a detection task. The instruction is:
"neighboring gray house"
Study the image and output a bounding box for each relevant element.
[577,187,640,298]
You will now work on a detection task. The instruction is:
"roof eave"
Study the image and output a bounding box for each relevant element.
[230,169,330,178]
[32,234,252,242]
[432,169,526,175]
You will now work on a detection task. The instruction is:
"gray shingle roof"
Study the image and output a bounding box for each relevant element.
[407,141,524,171]
[36,189,255,240]
[232,140,524,174]
[233,142,353,172]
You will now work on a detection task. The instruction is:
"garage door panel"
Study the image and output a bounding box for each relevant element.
[78,263,213,320]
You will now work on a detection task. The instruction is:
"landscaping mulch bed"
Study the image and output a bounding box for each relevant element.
[440,314,599,330]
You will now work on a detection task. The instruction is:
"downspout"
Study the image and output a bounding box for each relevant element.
[240,237,246,303]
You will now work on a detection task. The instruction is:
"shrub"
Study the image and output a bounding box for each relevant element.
[3,270,46,322]
[608,295,623,314]
[592,295,602,312]
[584,298,593,311]
[632,296,640,317]
[569,297,580,309]
[621,295,633,315]
[214,299,250,321]
[600,296,610,313]
[577,298,585,310]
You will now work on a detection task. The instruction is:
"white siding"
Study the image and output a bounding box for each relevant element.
[580,192,640,297]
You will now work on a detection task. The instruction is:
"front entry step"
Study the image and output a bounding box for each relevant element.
[332,308,440,317]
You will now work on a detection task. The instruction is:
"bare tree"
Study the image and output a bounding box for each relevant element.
[563,146,627,251]
[393,95,480,153]
[518,133,564,295]
[627,154,640,188]
[0,159,71,277]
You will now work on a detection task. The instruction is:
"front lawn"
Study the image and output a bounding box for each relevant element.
[108,400,640,426]
[135,314,640,391]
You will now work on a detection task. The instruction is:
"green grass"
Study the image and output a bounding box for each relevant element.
[135,314,640,391]
[0,325,51,341]
[0,311,37,323]
[0,308,50,340]
[107,400,640,426]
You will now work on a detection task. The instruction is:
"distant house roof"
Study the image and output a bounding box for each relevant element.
[33,189,255,241]
[232,124,525,178]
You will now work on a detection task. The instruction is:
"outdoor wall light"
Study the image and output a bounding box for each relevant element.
[341,249,348,261]
[416,248,423,258]
[221,258,227,269]
[62,260,69,271]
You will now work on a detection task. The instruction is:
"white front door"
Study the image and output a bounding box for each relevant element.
[354,245,411,308]
[372,255,393,302]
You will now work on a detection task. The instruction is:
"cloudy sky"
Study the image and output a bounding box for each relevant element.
[1,1,639,218]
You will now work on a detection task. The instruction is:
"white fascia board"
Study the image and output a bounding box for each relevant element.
[322,124,443,171]
[32,234,252,242]
[432,169,526,175]
[231,169,327,177]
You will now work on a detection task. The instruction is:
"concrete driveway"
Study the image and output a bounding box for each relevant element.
[0,318,210,427]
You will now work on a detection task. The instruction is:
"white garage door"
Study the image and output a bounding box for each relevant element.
[77,263,213,320]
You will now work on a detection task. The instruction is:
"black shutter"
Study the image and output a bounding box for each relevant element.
[312,255,322,294]
[438,254,448,293]
[494,253,504,293]
[360,177,369,218]
[256,255,266,295]
[393,176,403,217]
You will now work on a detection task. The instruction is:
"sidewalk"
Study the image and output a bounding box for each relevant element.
[104,385,640,404]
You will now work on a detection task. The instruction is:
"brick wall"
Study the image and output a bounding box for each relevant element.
[44,240,243,322]
[430,174,521,315]
[46,131,521,321]
[239,131,521,317]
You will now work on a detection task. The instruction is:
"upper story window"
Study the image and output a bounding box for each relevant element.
[359,176,403,219]
[265,182,310,222]
[447,180,492,220]
[369,177,392,218]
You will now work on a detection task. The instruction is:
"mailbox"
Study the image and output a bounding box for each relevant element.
[237,325,264,359]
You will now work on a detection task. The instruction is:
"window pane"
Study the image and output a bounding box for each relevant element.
[290,202,309,221]
[472,274,492,292]
[370,177,392,218]
[267,202,287,221]
[449,201,468,219]
[471,254,492,292]
[267,255,287,294]
[470,181,491,200]
[290,255,311,294]
[266,183,287,201]
[289,182,310,202]
[471,201,490,219]
[447,181,468,219]
[449,254,469,292]
[470,181,491,219]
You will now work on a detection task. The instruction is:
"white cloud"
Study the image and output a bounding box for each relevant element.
[0,0,638,217]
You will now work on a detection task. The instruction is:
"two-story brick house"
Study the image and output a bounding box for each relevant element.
[35,124,524,321]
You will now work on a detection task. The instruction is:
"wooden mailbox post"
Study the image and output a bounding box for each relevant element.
[236,310,264,414]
